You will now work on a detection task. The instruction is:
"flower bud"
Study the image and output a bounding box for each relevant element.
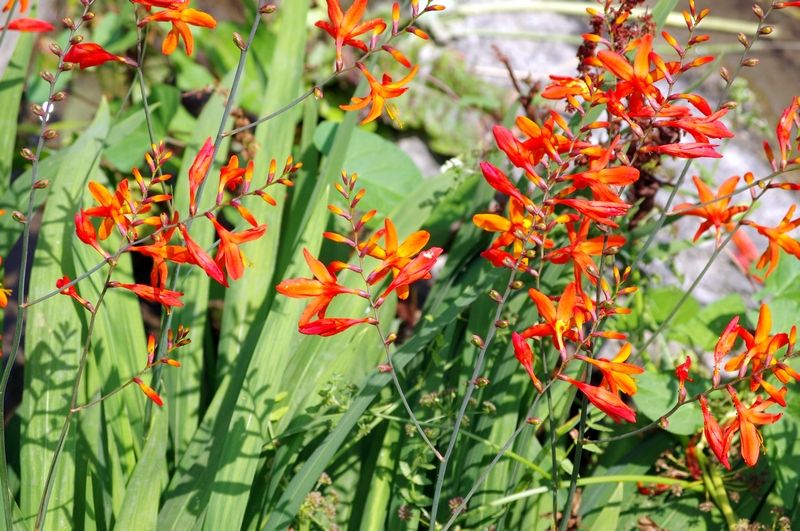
[384,333,397,345]
[41,71,55,83]
[70,35,84,45]
[752,3,764,18]
[20,148,35,160]
[49,43,62,56]
[51,91,67,102]
[488,289,502,302]
[510,280,524,290]
[759,25,774,35]
[62,17,76,30]
[741,58,759,67]
[473,376,490,388]
[313,86,323,100]
[233,32,246,51]
[83,12,95,21]
[260,3,277,14]
[737,32,749,47]
[30,104,45,117]
[719,66,731,82]
[12,211,27,224]
[495,319,508,329]
[471,334,485,348]
[34,179,49,189]
[44,129,58,140]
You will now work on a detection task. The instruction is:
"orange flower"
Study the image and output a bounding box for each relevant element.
[179,224,227,287]
[727,385,782,467]
[138,1,216,56]
[216,156,252,204]
[560,375,637,423]
[775,96,799,169]
[206,213,267,281]
[315,0,387,70]
[379,247,442,300]
[512,332,543,392]
[56,276,93,311]
[74,210,110,258]
[545,218,626,286]
[109,282,184,307]
[3,0,28,13]
[699,395,732,470]
[276,248,362,326]
[0,286,11,309]
[133,377,164,407]
[83,180,137,240]
[478,161,530,206]
[552,198,630,228]
[2,18,53,32]
[521,282,583,358]
[639,142,722,159]
[745,205,800,277]
[299,317,374,337]
[577,343,643,396]
[365,218,430,300]
[188,138,214,216]
[674,355,693,403]
[63,43,137,69]
[473,198,544,261]
[673,176,747,242]
[725,305,791,384]
[712,316,740,387]
[340,62,418,125]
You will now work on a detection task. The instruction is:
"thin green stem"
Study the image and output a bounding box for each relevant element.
[0,3,92,525]
[0,0,18,54]
[34,265,116,530]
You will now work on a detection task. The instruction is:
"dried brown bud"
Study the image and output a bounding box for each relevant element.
[719,66,732,82]
[752,3,764,18]
[233,32,246,51]
[473,376,490,388]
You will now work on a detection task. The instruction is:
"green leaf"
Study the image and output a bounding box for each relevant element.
[592,482,623,529]
[0,29,35,195]
[634,370,701,435]
[313,120,423,214]
[20,100,111,529]
[653,0,680,31]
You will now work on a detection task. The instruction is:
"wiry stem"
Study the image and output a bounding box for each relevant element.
[0,0,18,55]
[0,2,93,525]
[34,265,116,530]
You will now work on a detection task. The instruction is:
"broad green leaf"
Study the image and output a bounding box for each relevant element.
[653,0,680,31]
[20,101,111,529]
[0,29,35,195]
[592,482,623,529]
[634,370,701,435]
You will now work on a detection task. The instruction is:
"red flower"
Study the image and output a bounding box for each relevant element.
[133,377,163,407]
[56,276,93,311]
[560,375,637,423]
[206,214,267,281]
[674,356,693,403]
[3,0,28,13]
[551,198,631,228]
[109,282,184,307]
[379,247,442,300]
[179,224,227,287]
[512,332,543,392]
[699,395,732,469]
[640,142,722,159]
[774,96,799,169]
[316,0,387,70]
[75,210,110,258]
[188,138,214,216]
[673,176,747,242]
[299,317,373,337]
[545,218,626,287]
[727,385,782,467]
[63,43,137,69]
[365,218,430,300]
[2,18,54,32]
[577,343,643,396]
[479,161,529,206]
[712,316,739,387]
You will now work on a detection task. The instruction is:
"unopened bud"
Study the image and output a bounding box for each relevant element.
[510,280,524,290]
[737,32,749,47]
[377,364,392,373]
[62,17,75,29]
[471,334,485,348]
[495,319,509,329]
[70,35,84,45]
[524,249,537,259]
[526,417,542,425]
[20,148,35,160]
[741,58,759,67]
[60,62,74,71]
[759,25,774,35]
[30,104,45,117]
[384,333,397,345]
[44,129,58,140]
[41,71,55,83]
[719,66,732,82]
[12,211,27,224]
[488,290,502,303]
[259,3,277,14]
[34,179,49,189]
[49,43,62,56]
[721,101,738,110]
[752,3,764,18]
[51,91,66,102]
[83,12,95,21]
[313,86,323,100]
[233,32,246,51]
[474,376,490,388]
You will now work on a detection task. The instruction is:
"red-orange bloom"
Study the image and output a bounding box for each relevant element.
[341,62,418,125]
[206,213,267,281]
[712,316,739,387]
[110,282,184,307]
[474,198,546,261]
[3,18,53,32]
[674,176,747,242]
[775,96,799,169]
[316,0,387,70]
[522,282,584,358]
[745,205,800,277]
[75,210,110,258]
[63,43,137,69]
[0,286,12,309]
[675,355,694,403]
[727,385,782,467]
[276,248,362,326]
[552,198,630,228]
[138,1,217,55]
[188,138,214,216]
[699,395,732,469]
[577,343,643,396]
[133,377,164,407]
[640,142,722,159]
[560,375,637,423]
[478,161,529,206]
[512,332,543,393]
[545,218,626,286]
[180,224,227,287]
[299,317,373,337]
[3,0,28,12]
[365,218,430,300]
[216,156,252,204]
[379,247,442,300]
[56,276,93,311]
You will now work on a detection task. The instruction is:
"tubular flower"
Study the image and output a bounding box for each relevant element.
[179,224,227,287]
[56,276,93,311]
[74,210,110,258]
[745,205,800,278]
[188,138,214,216]
[673,176,747,242]
[577,343,643,396]
[316,0,387,71]
[341,62,418,125]
[521,283,583,358]
[2,18,54,31]
[216,156,251,204]
[639,142,722,159]
[674,355,694,403]
[478,161,530,206]
[379,247,442,300]
[551,198,631,228]
[137,1,217,56]
[727,385,782,467]
[275,248,362,326]
[560,375,637,423]
[109,282,184,307]
[515,114,577,167]
[83,180,137,240]
[365,218,430,300]
[63,43,137,69]
[299,317,374,337]
[133,377,164,407]
[712,316,740,387]
[774,96,799,169]
[512,332,543,393]
[0,286,11,309]
[545,218,626,287]
[206,214,267,281]
[699,395,732,469]
[473,198,546,261]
